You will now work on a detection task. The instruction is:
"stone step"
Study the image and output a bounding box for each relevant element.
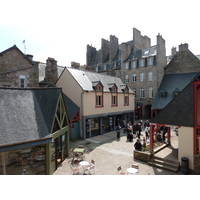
[148,161,179,173]
[148,156,180,173]
[153,155,180,166]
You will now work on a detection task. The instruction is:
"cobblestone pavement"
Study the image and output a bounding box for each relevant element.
[53,129,188,175]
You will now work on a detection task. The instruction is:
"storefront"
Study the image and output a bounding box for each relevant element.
[0,139,51,175]
[83,110,134,139]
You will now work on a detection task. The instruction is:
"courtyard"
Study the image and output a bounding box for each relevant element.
[52,128,188,175]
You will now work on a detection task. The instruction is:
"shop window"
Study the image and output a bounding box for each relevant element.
[0,145,46,175]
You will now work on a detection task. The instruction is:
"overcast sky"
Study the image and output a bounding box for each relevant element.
[0,0,199,67]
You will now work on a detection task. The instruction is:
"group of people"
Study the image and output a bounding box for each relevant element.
[125,120,150,142]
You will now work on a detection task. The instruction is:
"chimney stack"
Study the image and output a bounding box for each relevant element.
[45,57,58,84]
[179,43,189,52]
[26,54,33,60]
[171,47,177,57]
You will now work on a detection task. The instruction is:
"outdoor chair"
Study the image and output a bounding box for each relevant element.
[117,166,126,175]
[85,159,95,175]
[70,164,80,175]
[132,164,139,174]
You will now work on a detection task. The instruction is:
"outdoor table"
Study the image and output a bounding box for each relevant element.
[72,148,85,163]
[126,168,138,175]
[79,161,89,174]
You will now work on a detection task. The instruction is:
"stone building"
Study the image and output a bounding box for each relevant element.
[86,28,167,119]
[151,43,200,117]
[0,45,64,88]
[0,45,39,87]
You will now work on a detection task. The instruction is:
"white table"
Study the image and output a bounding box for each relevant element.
[126,168,138,175]
[79,161,89,174]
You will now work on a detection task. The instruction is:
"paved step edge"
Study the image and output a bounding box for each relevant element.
[153,155,180,165]
[151,158,179,168]
[148,161,179,172]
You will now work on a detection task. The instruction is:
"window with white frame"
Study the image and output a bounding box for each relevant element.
[125,62,129,69]
[149,87,153,98]
[139,59,145,67]
[19,75,26,88]
[132,60,137,68]
[103,64,107,71]
[140,88,145,98]
[133,88,136,97]
[148,71,153,81]
[147,57,153,66]
[140,73,144,82]
[125,75,129,83]
[132,74,137,82]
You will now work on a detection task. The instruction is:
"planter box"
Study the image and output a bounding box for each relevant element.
[134,150,152,163]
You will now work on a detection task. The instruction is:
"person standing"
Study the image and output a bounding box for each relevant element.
[115,123,121,140]
[136,122,142,139]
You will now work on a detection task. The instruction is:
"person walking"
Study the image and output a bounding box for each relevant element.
[115,123,121,140]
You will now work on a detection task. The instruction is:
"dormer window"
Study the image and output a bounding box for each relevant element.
[110,84,118,107]
[173,88,180,97]
[96,85,102,91]
[123,86,129,106]
[159,89,167,99]
[144,50,150,56]
[93,82,104,107]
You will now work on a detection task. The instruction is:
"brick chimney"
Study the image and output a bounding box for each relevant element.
[45,57,58,84]
[171,47,177,57]
[26,54,33,60]
[179,43,189,52]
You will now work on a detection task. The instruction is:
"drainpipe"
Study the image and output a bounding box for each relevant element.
[81,90,85,140]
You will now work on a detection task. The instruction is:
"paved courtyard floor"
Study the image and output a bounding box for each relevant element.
[53,129,192,175]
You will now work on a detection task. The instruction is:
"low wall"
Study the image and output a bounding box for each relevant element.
[194,154,200,174]
[133,150,152,163]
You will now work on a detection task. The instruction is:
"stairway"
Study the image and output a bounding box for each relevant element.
[148,156,180,173]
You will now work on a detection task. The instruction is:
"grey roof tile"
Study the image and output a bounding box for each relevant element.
[0,88,62,147]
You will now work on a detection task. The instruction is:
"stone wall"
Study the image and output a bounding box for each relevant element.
[193,154,200,174]
[134,150,152,162]
[0,47,39,87]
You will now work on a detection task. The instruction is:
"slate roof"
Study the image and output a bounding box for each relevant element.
[62,93,80,121]
[66,67,133,93]
[124,46,157,62]
[151,83,194,127]
[0,87,62,147]
[151,72,199,110]
[38,62,65,82]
